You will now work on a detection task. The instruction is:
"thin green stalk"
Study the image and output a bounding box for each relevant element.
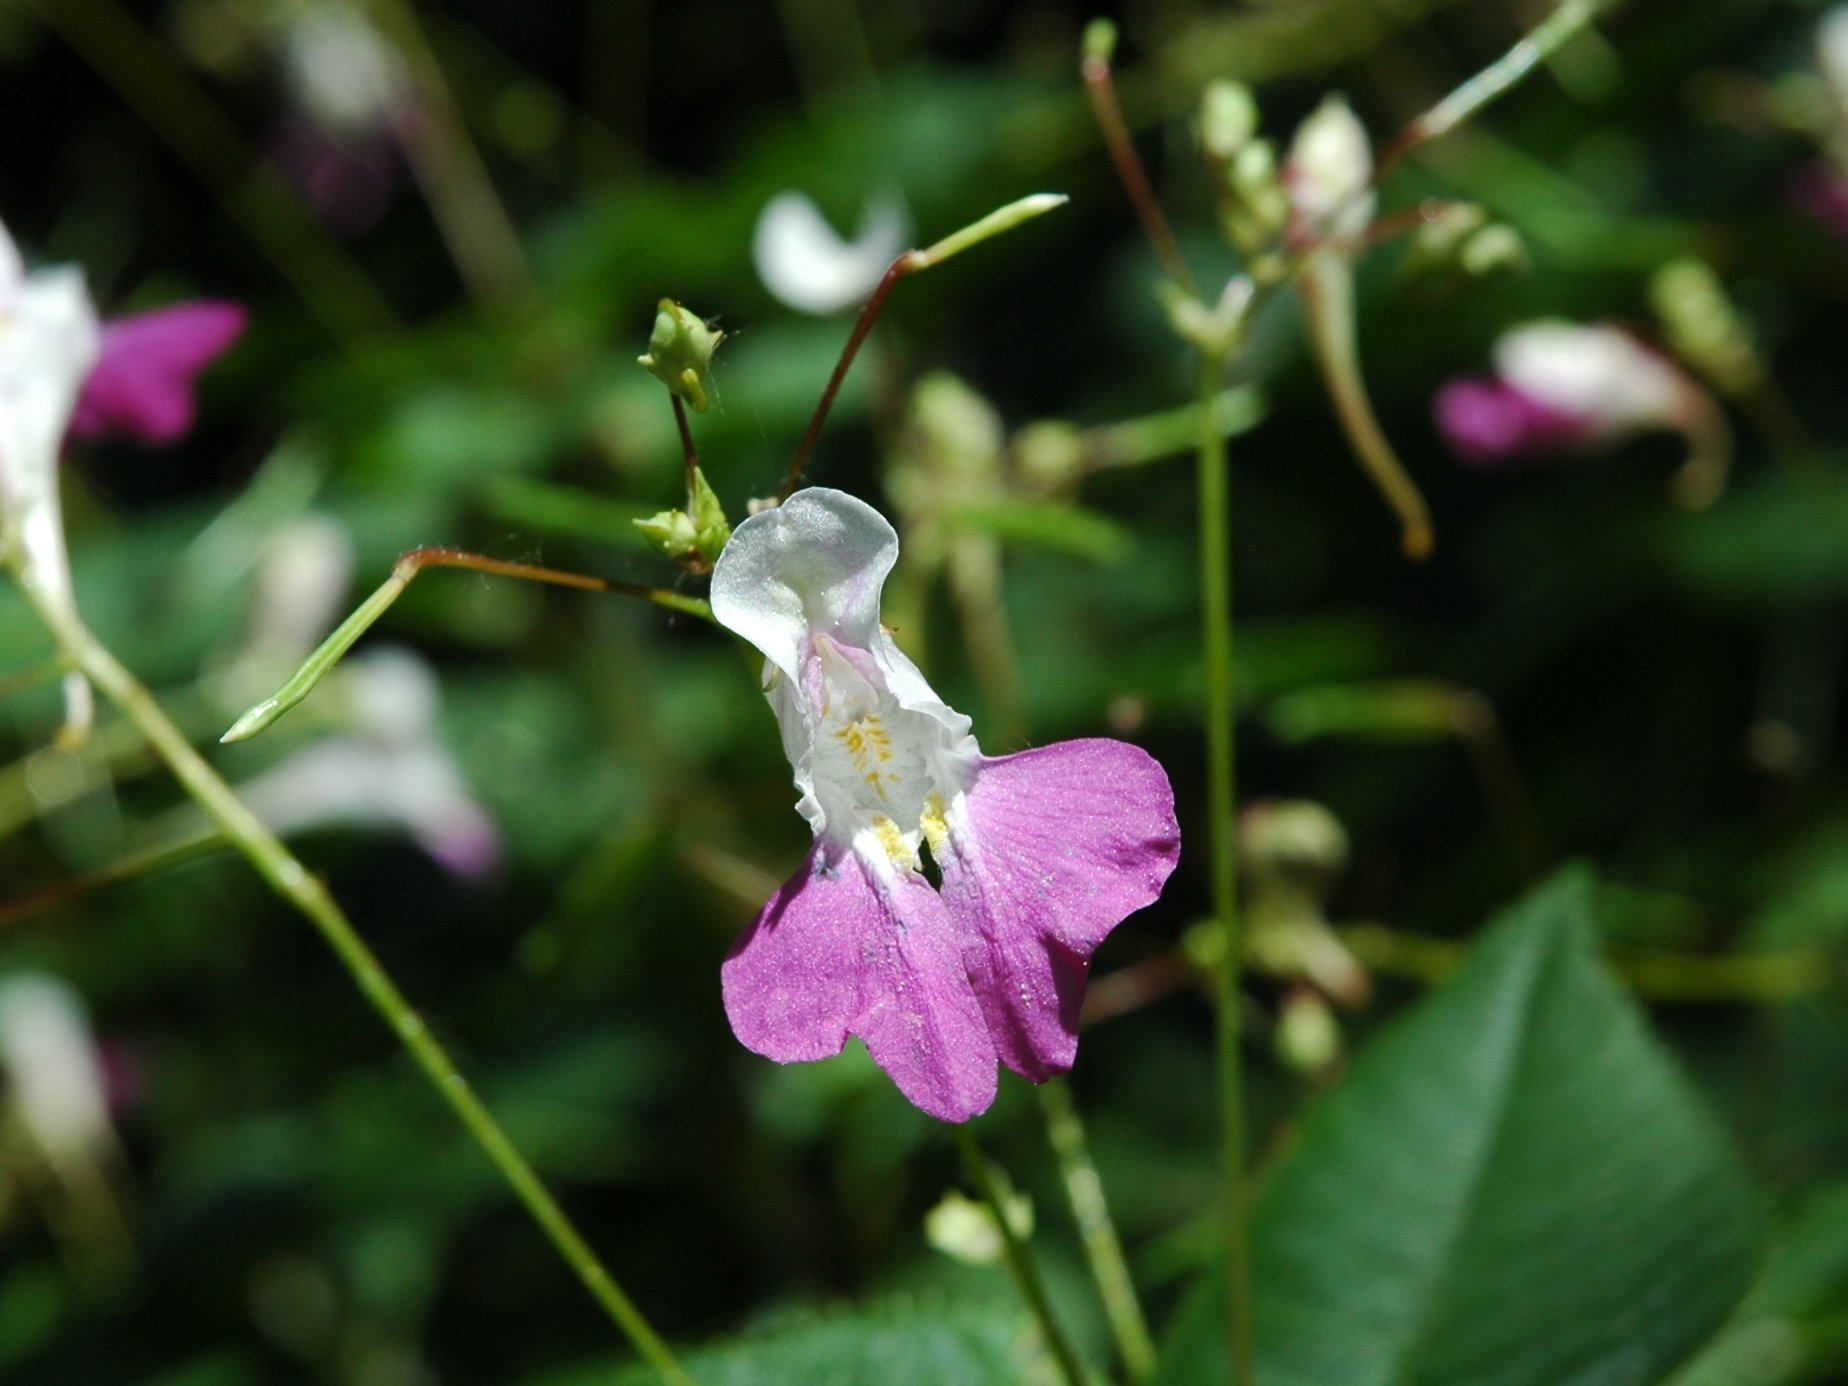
[1038,1078,1156,1380]
[364,0,533,304]
[29,0,396,342]
[953,1126,1088,1386]
[1197,347,1252,1386]
[15,578,691,1386]
[222,547,711,743]
[1376,0,1610,174]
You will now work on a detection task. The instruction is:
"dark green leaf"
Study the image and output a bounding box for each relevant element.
[1155,869,1763,1386]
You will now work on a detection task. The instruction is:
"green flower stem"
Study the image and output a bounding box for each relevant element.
[1197,346,1254,1386]
[1297,258,1433,561]
[364,0,533,305]
[28,0,396,342]
[777,194,1069,503]
[1080,22,1194,291]
[1081,388,1264,475]
[916,193,1069,270]
[1037,1078,1156,1380]
[14,573,693,1386]
[672,395,703,492]
[222,547,712,743]
[953,1125,1088,1386]
[1376,0,1610,175]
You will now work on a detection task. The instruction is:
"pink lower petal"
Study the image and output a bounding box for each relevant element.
[723,844,998,1122]
[940,740,1180,1082]
[70,300,247,446]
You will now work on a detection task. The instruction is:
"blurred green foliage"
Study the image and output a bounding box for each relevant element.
[1,0,1848,1383]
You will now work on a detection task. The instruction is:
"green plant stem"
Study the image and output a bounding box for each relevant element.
[222,547,711,742]
[0,656,72,704]
[1038,1079,1156,1380]
[1197,347,1253,1386]
[364,0,532,305]
[14,576,692,1386]
[1376,0,1609,175]
[953,1126,1088,1386]
[29,0,396,342]
[1341,924,1840,1002]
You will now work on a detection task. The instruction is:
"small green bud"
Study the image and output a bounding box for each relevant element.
[636,466,731,573]
[1649,257,1760,397]
[1199,81,1260,163]
[1402,202,1527,284]
[1012,420,1086,491]
[633,507,699,563]
[1458,222,1527,277]
[1082,17,1117,66]
[925,1185,1033,1266]
[1275,988,1343,1077]
[688,466,732,567]
[1240,799,1349,883]
[637,299,723,413]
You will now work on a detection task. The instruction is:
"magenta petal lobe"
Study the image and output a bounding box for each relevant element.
[70,300,248,445]
[940,739,1180,1082]
[722,844,999,1122]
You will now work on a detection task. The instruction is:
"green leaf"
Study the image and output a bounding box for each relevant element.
[1669,1179,1848,1386]
[1155,868,1763,1386]
[581,1302,1046,1386]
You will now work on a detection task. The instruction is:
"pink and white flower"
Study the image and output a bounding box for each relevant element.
[710,488,1179,1121]
[0,219,103,736]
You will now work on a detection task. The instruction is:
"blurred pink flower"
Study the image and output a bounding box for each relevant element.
[69,301,247,446]
[710,488,1180,1121]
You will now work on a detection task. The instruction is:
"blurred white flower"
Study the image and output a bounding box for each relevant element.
[277,5,407,138]
[0,217,102,740]
[753,192,909,314]
[1494,320,1689,434]
[0,972,113,1165]
[229,647,501,879]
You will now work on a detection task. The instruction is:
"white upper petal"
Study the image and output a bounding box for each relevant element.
[711,487,899,681]
[0,265,100,623]
[753,193,909,315]
[713,488,976,856]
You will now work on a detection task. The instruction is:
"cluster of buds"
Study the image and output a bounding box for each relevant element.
[633,299,733,574]
[1198,81,1287,275]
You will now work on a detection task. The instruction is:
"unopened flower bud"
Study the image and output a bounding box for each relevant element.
[688,465,732,567]
[1403,202,1527,284]
[1012,420,1086,491]
[1649,258,1760,397]
[925,1183,1033,1266]
[1240,798,1350,882]
[1199,81,1260,163]
[1284,95,1375,247]
[1275,987,1343,1077]
[637,299,722,413]
[635,467,731,573]
[633,506,699,562]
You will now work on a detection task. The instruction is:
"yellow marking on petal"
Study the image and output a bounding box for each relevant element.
[921,793,950,860]
[835,713,897,801]
[873,815,917,870]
